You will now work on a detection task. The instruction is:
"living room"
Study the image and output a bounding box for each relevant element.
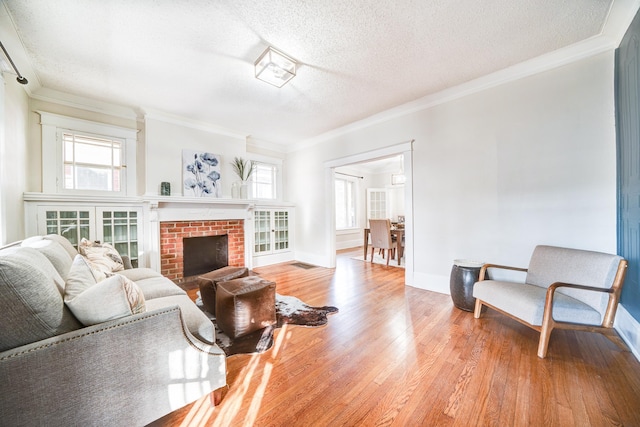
[2,1,640,425]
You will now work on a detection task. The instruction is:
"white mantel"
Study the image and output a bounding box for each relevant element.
[144,196,254,221]
[143,196,256,271]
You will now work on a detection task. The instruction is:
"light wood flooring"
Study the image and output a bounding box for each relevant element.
[151,247,640,426]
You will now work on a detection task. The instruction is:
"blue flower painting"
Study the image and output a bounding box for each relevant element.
[182,150,222,197]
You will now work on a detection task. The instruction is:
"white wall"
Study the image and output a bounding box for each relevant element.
[1,74,29,244]
[144,117,246,197]
[289,51,617,294]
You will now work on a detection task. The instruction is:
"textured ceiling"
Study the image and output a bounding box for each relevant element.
[1,0,620,147]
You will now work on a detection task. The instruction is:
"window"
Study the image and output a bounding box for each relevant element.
[63,131,123,192]
[250,162,277,199]
[39,112,137,196]
[335,177,357,230]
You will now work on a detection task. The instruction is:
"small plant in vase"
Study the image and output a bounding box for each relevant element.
[230,157,254,199]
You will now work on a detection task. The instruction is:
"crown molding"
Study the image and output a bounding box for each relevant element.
[246,136,288,154]
[290,0,640,154]
[30,87,140,121]
[291,38,615,153]
[142,109,248,141]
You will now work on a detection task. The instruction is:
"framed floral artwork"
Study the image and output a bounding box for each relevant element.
[182,150,222,197]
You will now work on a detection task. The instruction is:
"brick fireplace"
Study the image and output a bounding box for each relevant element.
[159,220,245,283]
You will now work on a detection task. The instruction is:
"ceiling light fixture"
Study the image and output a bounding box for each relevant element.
[254,46,296,88]
[391,155,406,185]
[0,41,28,85]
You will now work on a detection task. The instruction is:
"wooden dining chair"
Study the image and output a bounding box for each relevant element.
[369,219,397,266]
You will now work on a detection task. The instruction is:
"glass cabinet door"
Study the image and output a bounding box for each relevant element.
[98,208,140,268]
[254,210,272,254]
[253,209,290,255]
[37,205,141,267]
[273,211,289,251]
[38,207,94,249]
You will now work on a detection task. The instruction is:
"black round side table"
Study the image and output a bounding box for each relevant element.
[450,259,484,312]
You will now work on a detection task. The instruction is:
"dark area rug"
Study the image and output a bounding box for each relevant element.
[198,294,338,356]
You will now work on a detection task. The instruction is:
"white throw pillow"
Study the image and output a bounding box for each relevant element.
[65,274,146,326]
[64,255,98,302]
[78,238,125,273]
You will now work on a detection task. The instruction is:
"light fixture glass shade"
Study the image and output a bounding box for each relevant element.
[255,46,296,88]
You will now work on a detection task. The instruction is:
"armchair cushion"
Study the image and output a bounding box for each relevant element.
[473,280,601,326]
[66,274,146,326]
[525,245,623,315]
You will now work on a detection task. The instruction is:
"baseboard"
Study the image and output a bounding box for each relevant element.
[294,251,332,268]
[336,239,362,250]
[406,271,450,295]
[252,251,295,268]
[615,304,640,362]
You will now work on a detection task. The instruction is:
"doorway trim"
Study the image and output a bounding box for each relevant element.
[323,140,414,285]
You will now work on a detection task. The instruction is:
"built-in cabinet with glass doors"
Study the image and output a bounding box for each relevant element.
[37,205,141,267]
[253,208,293,267]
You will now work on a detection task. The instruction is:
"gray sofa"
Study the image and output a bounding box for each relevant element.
[0,234,226,426]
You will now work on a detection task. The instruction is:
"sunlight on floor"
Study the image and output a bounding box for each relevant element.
[244,362,274,425]
[173,322,292,426]
[178,395,215,426]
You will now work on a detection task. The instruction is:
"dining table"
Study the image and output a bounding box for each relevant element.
[363,227,405,264]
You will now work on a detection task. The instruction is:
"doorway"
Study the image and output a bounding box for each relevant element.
[324,141,414,282]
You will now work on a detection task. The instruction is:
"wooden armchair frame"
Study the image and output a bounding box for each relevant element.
[474,260,628,358]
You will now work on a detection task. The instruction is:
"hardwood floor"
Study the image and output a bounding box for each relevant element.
[151,248,640,426]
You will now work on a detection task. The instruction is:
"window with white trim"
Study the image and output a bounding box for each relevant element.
[39,112,137,196]
[62,131,124,192]
[250,162,278,200]
[335,177,357,230]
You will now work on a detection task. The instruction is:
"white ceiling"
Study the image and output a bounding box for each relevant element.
[1,0,635,149]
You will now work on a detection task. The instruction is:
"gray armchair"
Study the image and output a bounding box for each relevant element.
[473,245,627,358]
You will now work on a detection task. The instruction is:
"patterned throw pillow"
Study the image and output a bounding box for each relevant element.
[65,274,146,326]
[78,238,125,274]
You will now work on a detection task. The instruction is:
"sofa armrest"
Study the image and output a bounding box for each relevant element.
[479,263,528,281]
[0,306,226,427]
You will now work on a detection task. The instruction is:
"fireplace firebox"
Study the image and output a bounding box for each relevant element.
[183,235,228,277]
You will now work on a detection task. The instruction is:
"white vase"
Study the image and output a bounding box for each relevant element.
[239,181,248,199]
[231,181,240,199]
